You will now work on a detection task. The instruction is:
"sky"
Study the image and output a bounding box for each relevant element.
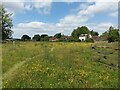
[1,0,119,38]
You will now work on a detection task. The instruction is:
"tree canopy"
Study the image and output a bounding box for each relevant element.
[40,34,49,41]
[101,26,119,42]
[90,30,99,36]
[21,35,31,41]
[100,31,109,41]
[71,26,90,39]
[54,33,62,38]
[0,5,13,40]
[41,34,48,38]
[108,26,119,42]
[32,34,40,41]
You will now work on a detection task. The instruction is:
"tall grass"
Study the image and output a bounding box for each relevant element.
[2,42,119,88]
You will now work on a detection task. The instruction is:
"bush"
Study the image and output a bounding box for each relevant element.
[108,37,115,43]
[85,38,94,43]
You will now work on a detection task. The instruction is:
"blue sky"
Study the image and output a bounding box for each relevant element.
[2,0,118,38]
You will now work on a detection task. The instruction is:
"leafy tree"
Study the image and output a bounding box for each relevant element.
[40,34,49,41]
[71,29,78,39]
[90,30,99,36]
[108,26,119,42]
[21,35,31,41]
[0,5,13,40]
[41,34,48,38]
[71,26,90,39]
[44,36,49,41]
[101,26,119,42]
[80,26,90,34]
[54,33,61,38]
[32,34,40,41]
[100,31,109,41]
[107,37,114,42]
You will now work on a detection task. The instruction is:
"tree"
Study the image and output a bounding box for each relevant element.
[71,29,78,39]
[40,34,49,41]
[0,5,13,40]
[90,30,99,36]
[100,31,109,41]
[108,26,119,42]
[80,26,90,34]
[32,34,40,41]
[41,34,48,38]
[101,26,119,42]
[21,35,31,41]
[71,26,90,39]
[54,33,61,38]
[44,36,49,41]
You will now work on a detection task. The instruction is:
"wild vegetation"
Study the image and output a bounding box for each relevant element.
[0,4,119,89]
[2,41,119,88]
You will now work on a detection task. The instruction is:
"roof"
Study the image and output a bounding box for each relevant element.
[49,37,59,41]
[92,36,101,41]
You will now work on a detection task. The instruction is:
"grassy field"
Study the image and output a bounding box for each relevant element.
[1,41,119,88]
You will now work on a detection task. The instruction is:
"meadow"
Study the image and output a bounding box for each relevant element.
[1,41,119,88]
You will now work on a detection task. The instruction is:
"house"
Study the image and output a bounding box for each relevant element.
[92,36,101,42]
[59,36,70,41]
[49,37,59,42]
[79,34,92,41]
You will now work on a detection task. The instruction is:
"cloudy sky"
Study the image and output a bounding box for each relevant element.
[1,0,119,38]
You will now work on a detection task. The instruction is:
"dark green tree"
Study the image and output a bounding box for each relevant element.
[90,30,99,36]
[32,34,40,41]
[108,26,119,42]
[40,34,49,41]
[44,36,49,41]
[41,34,48,38]
[71,26,90,39]
[54,33,61,38]
[80,26,90,34]
[0,5,13,40]
[71,29,78,39]
[21,35,31,41]
[101,26,119,42]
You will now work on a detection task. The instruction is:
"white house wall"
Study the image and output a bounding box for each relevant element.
[79,37,86,41]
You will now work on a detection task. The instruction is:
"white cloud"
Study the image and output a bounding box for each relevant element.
[78,2,118,16]
[2,0,52,2]
[3,2,25,14]
[87,22,115,35]
[88,0,119,2]
[63,0,87,4]
[2,0,52,15]
[33,2,52,14]
[10,1,118,38]
[13,21,56,38]
[62,0,119,2]
[13,21,116,38]
[109,11,118,17]
[97,23,113,29]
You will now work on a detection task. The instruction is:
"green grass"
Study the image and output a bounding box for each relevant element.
[2,42,119,88]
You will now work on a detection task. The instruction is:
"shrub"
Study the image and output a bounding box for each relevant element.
[85,38,94,43]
